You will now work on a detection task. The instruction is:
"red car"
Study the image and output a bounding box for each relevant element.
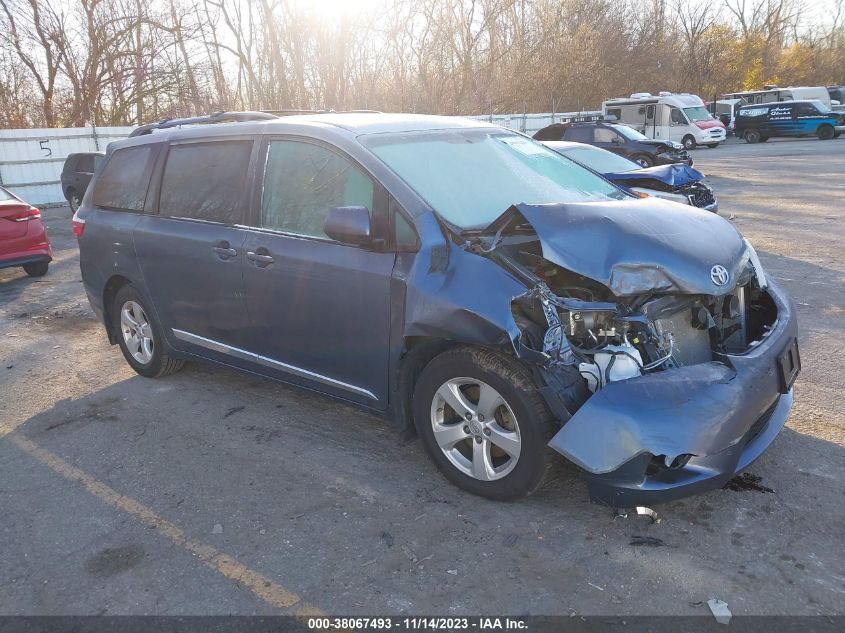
[0,186,52,277]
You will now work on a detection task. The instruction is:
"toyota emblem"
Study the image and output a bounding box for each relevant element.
[710,264,730,287]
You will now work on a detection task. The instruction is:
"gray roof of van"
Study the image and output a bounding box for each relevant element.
[121,112,497,144]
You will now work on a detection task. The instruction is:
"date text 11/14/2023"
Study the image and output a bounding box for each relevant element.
[307,617,528,630]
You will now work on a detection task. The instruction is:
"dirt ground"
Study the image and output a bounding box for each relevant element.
[1,137,844,617]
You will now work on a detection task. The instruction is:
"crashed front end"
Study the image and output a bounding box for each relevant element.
[475,200,799,506]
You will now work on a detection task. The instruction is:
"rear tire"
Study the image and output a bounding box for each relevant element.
[817,125,835,140]
[682,135,696,150]
[112,285,184,378]
[412,347,557,500]
[67,189,81,213]
[23,261,49,277]
[745,129,761,143]
[759,135,769,142]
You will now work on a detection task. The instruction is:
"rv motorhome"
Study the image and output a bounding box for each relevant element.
[602,92,726,149]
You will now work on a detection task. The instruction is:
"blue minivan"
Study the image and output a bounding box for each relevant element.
[72,112,799,506]
[735,100,844,143]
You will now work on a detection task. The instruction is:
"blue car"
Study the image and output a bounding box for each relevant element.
[543,141,718,212]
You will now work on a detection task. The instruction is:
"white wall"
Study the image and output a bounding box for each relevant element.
[462,111,602,135]
[0,126,133,207]
[0,112,601,207]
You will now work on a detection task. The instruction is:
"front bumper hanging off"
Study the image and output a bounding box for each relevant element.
[548,279,799,507]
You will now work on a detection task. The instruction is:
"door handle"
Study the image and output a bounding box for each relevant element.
[247,250,274,266]
[212,241,238,259]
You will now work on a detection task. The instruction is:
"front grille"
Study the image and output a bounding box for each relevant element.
[744,397,780,445]
[677,182,716,208]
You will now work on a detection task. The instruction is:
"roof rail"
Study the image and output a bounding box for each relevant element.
[260,108,384,115]
[128,111,279,137]
[261,109,327,116]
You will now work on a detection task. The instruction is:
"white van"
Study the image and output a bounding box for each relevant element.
[724,86,834,108]
[602,92,727,149]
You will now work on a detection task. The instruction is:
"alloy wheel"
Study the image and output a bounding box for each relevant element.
[120,300,154,364]
[430,378,521,481]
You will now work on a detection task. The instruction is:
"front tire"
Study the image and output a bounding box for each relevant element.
[23,261,49,277]
[817,125,835,140]
[412,347,557,500]
[112,285,184,378]
[633,154,653,168]
[682,135,697,150]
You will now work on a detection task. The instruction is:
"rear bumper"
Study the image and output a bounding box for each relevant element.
[0,250,52,270]
[549,279,798,506]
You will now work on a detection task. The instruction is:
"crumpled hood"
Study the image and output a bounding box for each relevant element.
[501,200,748,296]
[603,163,704,187]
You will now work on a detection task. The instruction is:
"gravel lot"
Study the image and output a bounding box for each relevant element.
[1,137,844,617]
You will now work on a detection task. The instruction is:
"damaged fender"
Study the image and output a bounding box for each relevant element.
[402,226,527,350]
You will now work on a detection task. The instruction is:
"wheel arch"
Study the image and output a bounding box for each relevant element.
[102,274,135,344]
[394,337,465,438]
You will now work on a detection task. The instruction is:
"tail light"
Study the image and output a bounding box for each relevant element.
[71,210,86,237]
[8,207,41,221]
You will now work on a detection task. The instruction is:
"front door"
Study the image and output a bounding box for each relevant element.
[134,138,256,360]
[241,138,395,407]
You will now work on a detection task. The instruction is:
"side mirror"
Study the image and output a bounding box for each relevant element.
[324,206,372,246]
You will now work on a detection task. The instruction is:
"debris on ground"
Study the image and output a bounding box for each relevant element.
[707,598,732,625]
[223,406,245,418]
[401,545,418,562]
[360,558,377,567]
[613,506,660,523]
[629,535,664,547]
[446,569,458,575]
[587,582,604,591]
[381,531,395,548]
[211,523,223,534]
[723,472,774,493]
[502,533,518,547]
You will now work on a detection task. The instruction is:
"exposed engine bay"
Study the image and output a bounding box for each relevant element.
[465,202,777,413]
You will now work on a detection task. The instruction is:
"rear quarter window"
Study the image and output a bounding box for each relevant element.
[93,145,157,212]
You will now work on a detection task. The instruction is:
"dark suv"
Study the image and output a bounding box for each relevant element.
[534,121,692,167]
[61,152,104,211]
[73,112,798,506]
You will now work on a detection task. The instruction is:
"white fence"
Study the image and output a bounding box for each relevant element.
[0,111,603,207]
[0,126,133,207]
[462,111,602,135]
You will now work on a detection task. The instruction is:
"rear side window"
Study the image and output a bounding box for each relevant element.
[77,155,95,172]
[93,146,156,212]
[261,140,374,239]
[565,127,591,142]
[159,141,253,224]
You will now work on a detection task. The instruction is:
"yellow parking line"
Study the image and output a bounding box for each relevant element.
[9,433,323,616]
